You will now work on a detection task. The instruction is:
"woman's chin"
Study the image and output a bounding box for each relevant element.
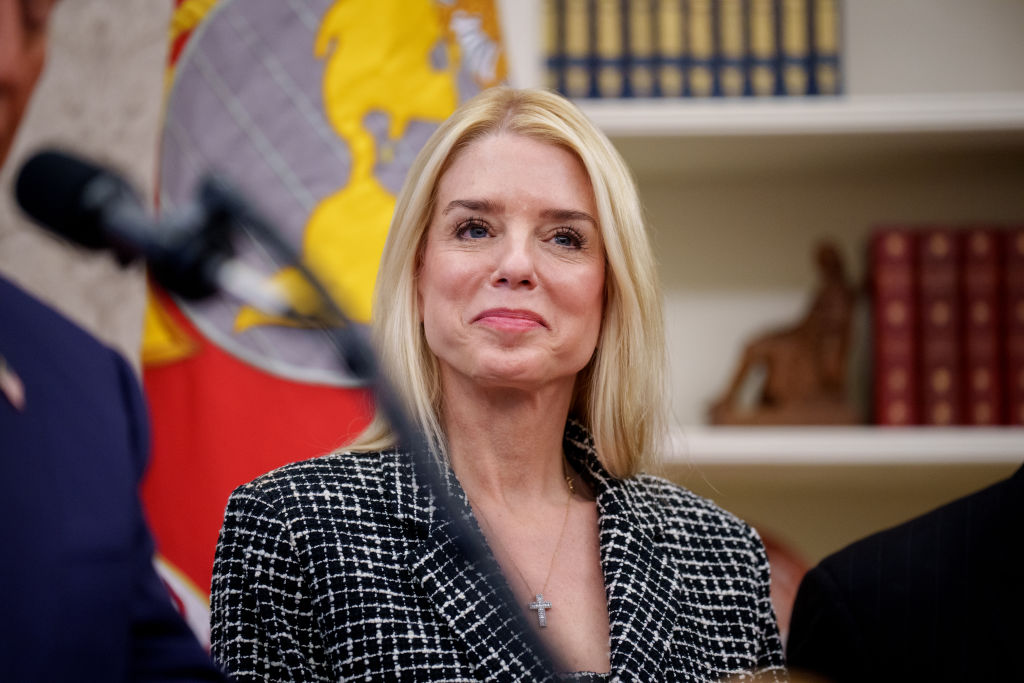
[467,364,577,397]
[438,348,584,396]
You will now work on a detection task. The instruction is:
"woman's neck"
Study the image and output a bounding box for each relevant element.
[442,374,575,507]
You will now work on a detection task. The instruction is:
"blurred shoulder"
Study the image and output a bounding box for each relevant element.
[816,467,1022,575]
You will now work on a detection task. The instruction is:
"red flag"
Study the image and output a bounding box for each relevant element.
[142,0,506,644]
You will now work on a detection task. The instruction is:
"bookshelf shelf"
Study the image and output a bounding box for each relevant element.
[580,93,1024,177]
[580,93,1024,138]
[669,426,1024,466]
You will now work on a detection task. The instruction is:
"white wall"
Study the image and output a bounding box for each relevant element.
[845,0,1024,95]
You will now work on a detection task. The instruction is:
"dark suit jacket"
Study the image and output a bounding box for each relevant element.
[787,463,1024,682]
[0,275,225,682]
[211,421,786,682]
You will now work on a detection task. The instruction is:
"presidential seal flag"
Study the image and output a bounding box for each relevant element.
[141,0,507,645]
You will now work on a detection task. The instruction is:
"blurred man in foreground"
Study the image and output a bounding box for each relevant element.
[0,1,226,679]
[787,465,1024,682]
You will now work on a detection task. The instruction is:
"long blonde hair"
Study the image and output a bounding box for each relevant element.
[348,87,666,479]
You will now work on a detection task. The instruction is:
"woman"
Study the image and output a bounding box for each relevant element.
[211,87,785,681]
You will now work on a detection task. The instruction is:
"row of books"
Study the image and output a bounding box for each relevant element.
[870,225,1024,427]
[543,0,842,99]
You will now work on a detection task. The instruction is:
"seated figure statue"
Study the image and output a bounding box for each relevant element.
[709,242,859,426]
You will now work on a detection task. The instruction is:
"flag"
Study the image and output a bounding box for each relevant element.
[141,0,507,645]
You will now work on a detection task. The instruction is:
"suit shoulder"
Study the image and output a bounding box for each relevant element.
[0,275,134,397]
[818,469,1019,572]
[0,275,107,355]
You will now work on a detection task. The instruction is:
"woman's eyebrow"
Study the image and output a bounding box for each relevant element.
[541,208,596,225]
[441,200,596,227]
[442,198,502,215]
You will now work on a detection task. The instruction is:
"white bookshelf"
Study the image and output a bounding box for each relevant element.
[496,0,1024,559]
[579,92,1024,137]
[584,93,1024,177]
[670,427,1024,466]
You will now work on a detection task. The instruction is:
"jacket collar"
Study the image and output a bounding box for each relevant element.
[563,422,682,679]
[388,445,556,678]
[387,421,683,680]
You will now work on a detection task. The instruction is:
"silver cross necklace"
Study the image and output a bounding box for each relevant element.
[469,464,575,629]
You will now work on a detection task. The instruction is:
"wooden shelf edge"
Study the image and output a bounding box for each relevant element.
[666,426,1024,465]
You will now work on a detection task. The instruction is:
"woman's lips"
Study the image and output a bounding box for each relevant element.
[472,308,548,330]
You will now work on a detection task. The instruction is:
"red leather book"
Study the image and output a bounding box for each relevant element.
[870,227,918,426]
[916,228,963,426]
[960,226,1003,426]
[1004,226,1024,425]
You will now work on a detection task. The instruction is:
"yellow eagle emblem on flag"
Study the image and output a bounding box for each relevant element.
[146,0,506,379]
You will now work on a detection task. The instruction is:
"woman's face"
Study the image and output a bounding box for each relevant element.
[417,132,605,397]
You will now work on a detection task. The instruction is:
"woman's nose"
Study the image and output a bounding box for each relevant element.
[491,232,536,289]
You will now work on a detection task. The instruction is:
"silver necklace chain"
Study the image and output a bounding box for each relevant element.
[468,464,575,628]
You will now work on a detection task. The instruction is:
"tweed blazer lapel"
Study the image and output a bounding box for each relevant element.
[597,483,682,678]
[564,424,683,680]
[391,451,557,680]
[387,423,698,680]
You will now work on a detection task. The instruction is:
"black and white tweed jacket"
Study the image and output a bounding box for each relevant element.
[211,422,786,682]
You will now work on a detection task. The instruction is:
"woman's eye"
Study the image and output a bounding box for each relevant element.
[552,228,585,249]
[456,220,490,239]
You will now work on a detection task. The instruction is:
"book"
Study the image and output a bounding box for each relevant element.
[811,0,841,95]
[961,226,1003,426]
[686,0,716,97]
[543,0,565,94]
[563,0,594,98]
[747,0,781,96]
[717,0,748,97]
[595,0,626,97]
[655,0,687,97]
[916,228,963,426]
[1004,226,1024,425]
[779,0,811,96]
[627,0,659,97]
[543,0,841,100]
[870,228,918,426]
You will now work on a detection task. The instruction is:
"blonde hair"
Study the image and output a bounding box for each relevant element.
[348,87,666,479]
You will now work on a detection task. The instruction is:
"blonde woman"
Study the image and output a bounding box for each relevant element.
[211,87,785,681]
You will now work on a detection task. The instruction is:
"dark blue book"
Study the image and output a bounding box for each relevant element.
[544,0,567,95]
[747,0,783,96]
[810,0,842,95]
[686,0,717,97]
[717,0,749,96]
[626,0,659,97]
[563,0,595,98]
[655,0,687,98]
[779,0,812,95]
[594,0,627,97]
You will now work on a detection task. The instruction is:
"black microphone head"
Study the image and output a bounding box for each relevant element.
[16,150,236,302]
[15,149,135,251]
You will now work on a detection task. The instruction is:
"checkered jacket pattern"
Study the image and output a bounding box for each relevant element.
[210,422,786,681]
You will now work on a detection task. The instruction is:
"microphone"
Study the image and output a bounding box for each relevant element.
[15,149,289,313]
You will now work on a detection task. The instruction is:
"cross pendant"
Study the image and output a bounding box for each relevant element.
[528,593,552,628]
